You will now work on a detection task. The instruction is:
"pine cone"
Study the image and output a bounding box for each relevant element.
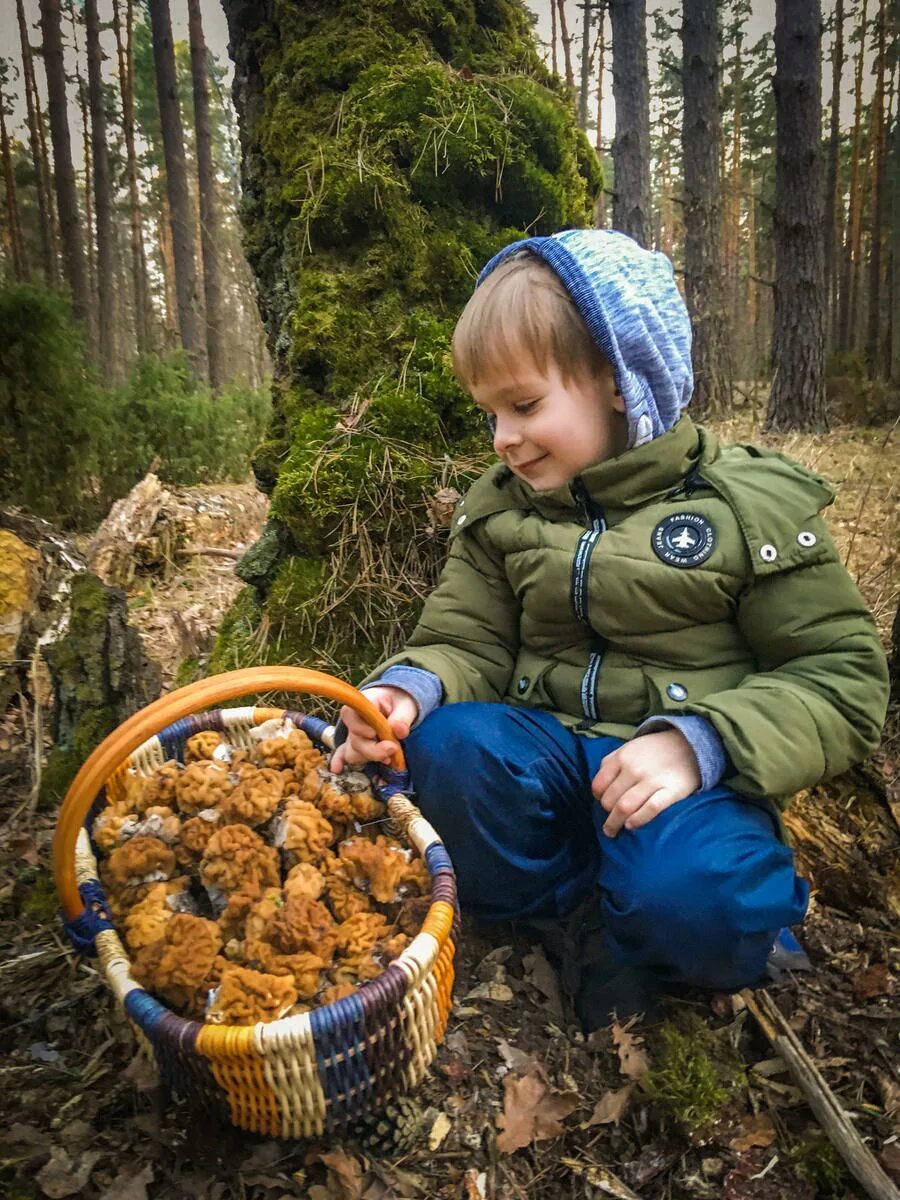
[349,1096,426,1153]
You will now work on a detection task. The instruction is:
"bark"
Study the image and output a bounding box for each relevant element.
[865,0,887,377]
[767,0,826,430]
[0,84,25,281]
[557,0,575,90]
[608,0,652,245]
[892,99,900,381]
[727,30,743,331]
[84,0,117,381]
[594,7,607,226]
[681,0,730,417]
[187,0,227,389]
[824,0,844,349]
[17,0,57,284]
[66,0,97,335]
[113,0,151,355]
[39,0,90,328]
[578,0,592,129]
[839,0,867,351]
[747,169,758,334]
[147,0,207,380]
[551,0,558,77]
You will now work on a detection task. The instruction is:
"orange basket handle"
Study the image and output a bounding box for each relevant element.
[53,666,405,920]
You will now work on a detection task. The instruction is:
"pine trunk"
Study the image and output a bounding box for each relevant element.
[578,1,592,129]
[681,0,730,417]
[824,0,844,350]
[866,0,887,377]
[39,0,90,328]
[608,0,652,246]
[892,93,900,380]
[594,9,607,226]
[67,0,97,338]
[113,0,151,355]
[17,0,56,284]
[839,0,867,352]
[557,1,575,91]
[551,0,558,78]
[187,0,226,390]
[148,0,207,380]
[727,31,743,340]
[0,88,26,281]
[767,0,826,431]
[85,0,117,381]
[747,170,758,339]
[158,192,179,338]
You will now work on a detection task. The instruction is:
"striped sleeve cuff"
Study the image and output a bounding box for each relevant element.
[634,714,728,792]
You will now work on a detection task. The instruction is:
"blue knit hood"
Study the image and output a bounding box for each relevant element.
[478,229,694,448]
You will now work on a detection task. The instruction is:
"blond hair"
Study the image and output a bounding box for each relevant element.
[452,252,609,389]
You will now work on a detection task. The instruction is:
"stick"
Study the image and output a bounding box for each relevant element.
[741,988,899,1200]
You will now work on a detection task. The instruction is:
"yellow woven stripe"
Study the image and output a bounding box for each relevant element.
[420,900,454,944]
[432,937,455,1041]
[257,1014,327,1139]
[196,1024,282,1136]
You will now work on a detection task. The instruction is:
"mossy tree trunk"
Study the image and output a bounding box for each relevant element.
[218,0,601,681]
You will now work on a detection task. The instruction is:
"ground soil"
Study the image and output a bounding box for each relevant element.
[1,418,897,1200]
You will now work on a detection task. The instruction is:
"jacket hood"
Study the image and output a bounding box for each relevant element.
[478,229,694,448]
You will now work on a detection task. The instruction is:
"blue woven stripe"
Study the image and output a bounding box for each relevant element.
[158,715,205,760]
[310,992,372,1124]
[297,714,330,744]
[364,763,413,801]
[124,987,168,1033]
[62,879,116,956]
[424,843,453,874]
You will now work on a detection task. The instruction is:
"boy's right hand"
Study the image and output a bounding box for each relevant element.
[330,685,419,772]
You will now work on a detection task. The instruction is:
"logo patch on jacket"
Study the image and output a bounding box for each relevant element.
[652,513,716,568]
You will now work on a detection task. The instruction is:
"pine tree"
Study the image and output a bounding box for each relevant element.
[0,63,26,281]
[608,0,652,244]
[85,0,117,379]
[824,0,845,348]
[767,0,826,430]
[866,0,888,376]
[16,0,57,284]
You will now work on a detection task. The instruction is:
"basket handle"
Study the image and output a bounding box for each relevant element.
[53,666,405,920]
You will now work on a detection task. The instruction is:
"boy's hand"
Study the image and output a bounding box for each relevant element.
[592,729,701,837]
[330,685,419,772]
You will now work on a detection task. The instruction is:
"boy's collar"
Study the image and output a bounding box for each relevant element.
[532,415,711,513]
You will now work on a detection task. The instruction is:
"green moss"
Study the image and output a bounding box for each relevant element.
[222,0,602,675]
[209,586,270,673]
[20,871,58,920]
[39,746,81,809]
[642,1014,738,1133]
[789,1133,850,1196]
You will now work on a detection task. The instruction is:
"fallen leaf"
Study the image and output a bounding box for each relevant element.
[728,1112,776,1151]
[37,1147,102,1198]
[428,1112,452,1151]
[97,1163,155,1200]
[436,1054,470,1080]
[495,1069,578,1153]
[521,951,565,1018]
[582,1084,634,1128]
[611,1019,650,1080]
[464,981,513,1002]
[496,1039,538,1075]
[560,1156,641,1199]
[880,1141,900,1178]
[316,1150,365,1200]
[853,962,892,1001]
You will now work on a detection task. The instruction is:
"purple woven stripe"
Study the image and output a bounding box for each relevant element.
[359,965,413,1101]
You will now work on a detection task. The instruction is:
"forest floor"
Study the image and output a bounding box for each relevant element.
[1,414,897,1200]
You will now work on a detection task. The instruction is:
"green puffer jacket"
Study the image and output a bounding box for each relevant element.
[373,416,888,801]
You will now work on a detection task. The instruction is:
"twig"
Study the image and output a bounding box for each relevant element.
[741,988,899,1200]
[181,545,242,559]
[560,1156,642,1199]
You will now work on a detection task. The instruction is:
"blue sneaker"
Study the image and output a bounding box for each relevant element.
[765,927,812,980]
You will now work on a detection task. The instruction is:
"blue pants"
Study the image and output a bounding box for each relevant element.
[404,703,809,992]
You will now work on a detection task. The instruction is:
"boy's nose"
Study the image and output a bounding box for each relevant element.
[493,418,522,454]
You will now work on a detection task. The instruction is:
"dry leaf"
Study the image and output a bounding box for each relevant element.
[315,1150,366,1200]
[521,951,565,1018]
[37,1147,102,1198]
[496,1039,538,1075]
[728,1112,776,1151]
[582,1084,635,1128]
[97,1164,155,1200]
[495,1070,578,1153]
[560,1157,641,1199]
[464,981,513,1002]
[611,1019,650,1080]
[428,1112,452,1151]
[853,962,892,1001]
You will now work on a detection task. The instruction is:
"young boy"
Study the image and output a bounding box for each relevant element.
[330,229,889,1025]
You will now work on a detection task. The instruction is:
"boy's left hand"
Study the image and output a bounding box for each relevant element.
[592,729,701,837]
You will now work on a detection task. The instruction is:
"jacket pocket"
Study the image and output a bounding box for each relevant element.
[507,651,556,708]
[640,661,752,717]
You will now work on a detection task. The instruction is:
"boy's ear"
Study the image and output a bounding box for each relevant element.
[611,386,626,415]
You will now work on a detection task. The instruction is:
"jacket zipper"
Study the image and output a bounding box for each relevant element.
[570,478,607,725]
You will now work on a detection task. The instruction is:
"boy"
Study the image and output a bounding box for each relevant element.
[330,229,889,1025]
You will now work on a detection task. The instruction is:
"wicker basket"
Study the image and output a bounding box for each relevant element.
[53,667,458,1137]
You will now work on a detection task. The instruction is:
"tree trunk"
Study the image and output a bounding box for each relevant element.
[17,0,57,285]
[727,30,743,342]
[187,0,226,390]
[892,95,900,381]
[839,0,867,352]
[865,0,887,377]
[66,0,97,342]
[557,0,575,90]
[84,0,117,381]
[766,0,826,431]
[0,82,26,282]
[747,169,758,346]
[551,0,558,78]
[824,0,844,351]
[608,0,652,246]
[681,0,730,417]
[113,0,151,356]
[147,0,207,381]
[594,7,607,226]
[578,0,592,129]
[39,0,90,329]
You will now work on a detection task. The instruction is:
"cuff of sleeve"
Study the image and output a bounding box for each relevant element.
[634,714,728,791]
[363,665,444,729]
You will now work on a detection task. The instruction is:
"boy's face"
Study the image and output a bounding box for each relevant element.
[471,356,628,491]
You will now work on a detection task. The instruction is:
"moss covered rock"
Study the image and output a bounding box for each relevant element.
[221,0,602,678]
